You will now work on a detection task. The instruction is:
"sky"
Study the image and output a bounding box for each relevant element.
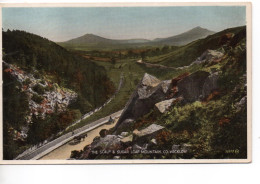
[2,6,246,42]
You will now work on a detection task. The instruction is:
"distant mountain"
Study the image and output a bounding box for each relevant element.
[59,26,215,50]
[65,34,117,45]
[60,34,150,47]
[152,26,215,46]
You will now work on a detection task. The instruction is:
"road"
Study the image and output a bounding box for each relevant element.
[15,110,123,160]
[40,118,119,160]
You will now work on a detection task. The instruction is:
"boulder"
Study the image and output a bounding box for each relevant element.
[133,124,164,144]
[117,135,124,139]
[120,132,129,137]
[202,72,219,98]
[115,74,172,131]
[155,98,175,113]
[99,129,108,138]
[132,143,148,150]
[133,144,143,150]
[161,80,172,93]
[92,135,121,150]
[92,136,100,143]
[177,71,210,102]
[193,50,224,65]
[115,119,135,134]
[235,96,247,111]
[150,138,157,145]
[141,73,161,87]
[121,135,133,143]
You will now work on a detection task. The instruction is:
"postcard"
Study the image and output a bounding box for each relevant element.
[0,2,252,164]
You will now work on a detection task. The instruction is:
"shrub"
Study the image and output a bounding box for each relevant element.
[33,72,41,79]
[31,94,44,104]
[23,78,31,85]
[33,84,45,95]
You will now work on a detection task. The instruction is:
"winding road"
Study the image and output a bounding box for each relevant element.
[16,110,123,160]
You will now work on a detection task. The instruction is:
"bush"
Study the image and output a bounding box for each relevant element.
[31,94,44,104]
[33,72,41,79]
[23,78,31,85]
[33,84,45,95]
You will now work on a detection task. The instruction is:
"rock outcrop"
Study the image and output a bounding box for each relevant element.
[177,71,210,102]
[155,98,180,113]
[133,124,164,144]
[115,119,135,134]
[192,49,224,65]
[177,71,219,102]
[202,72,219,98]
[114,73,172,131]
[92,135,122,150]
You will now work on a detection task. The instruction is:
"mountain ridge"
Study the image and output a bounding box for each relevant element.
[59,26,215,49]
[152,26,215,45]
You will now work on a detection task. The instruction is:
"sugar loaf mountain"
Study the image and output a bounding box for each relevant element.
[2,26,247,160]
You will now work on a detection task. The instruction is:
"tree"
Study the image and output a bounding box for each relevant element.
[110,57,116,64]
[162,45,169,53]
[140,51,146,61]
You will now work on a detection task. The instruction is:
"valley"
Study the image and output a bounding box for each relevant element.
[2,25,248,160]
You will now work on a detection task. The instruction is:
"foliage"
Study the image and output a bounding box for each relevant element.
[31,94,44,104]
[3,67,30,159]
[32,84,45,95]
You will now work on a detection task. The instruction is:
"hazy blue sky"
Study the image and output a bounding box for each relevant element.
[2,6,246,42]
